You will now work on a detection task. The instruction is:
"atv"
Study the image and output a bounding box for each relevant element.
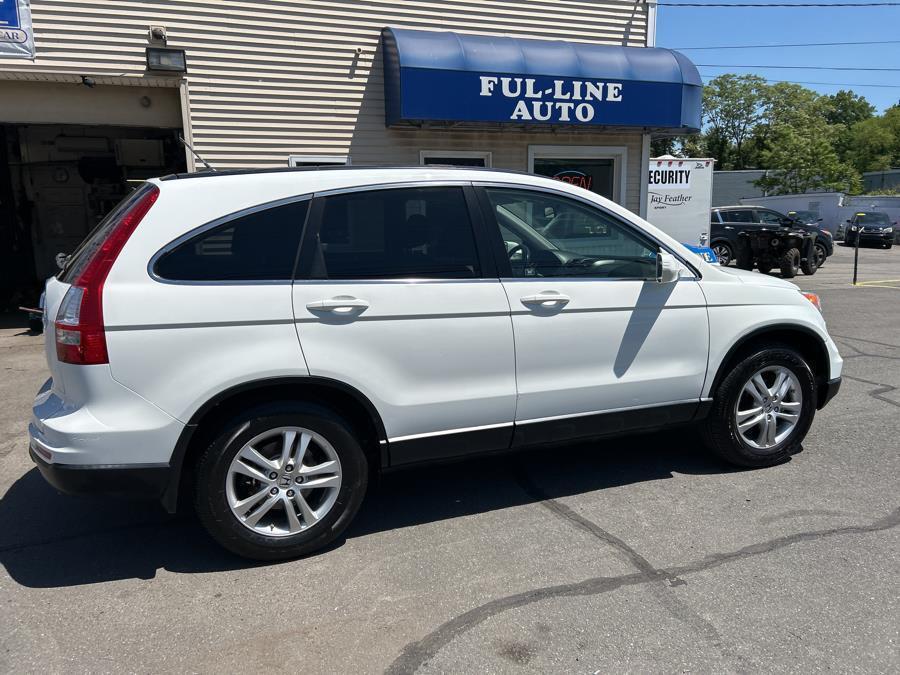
[735,227,818,278]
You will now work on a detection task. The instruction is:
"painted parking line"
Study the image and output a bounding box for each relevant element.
[854,279,900,288]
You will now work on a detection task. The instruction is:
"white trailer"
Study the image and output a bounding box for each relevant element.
[645,157,716,260]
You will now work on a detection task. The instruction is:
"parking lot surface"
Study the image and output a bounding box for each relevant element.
[1,244,898,673]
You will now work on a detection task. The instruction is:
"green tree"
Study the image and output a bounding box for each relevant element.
[822,90,875,127]
[702,74,767,169]
[754,121,861,195]
[846,105,900,172]
[823,90,876,165]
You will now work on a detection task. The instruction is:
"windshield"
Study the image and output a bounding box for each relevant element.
[855,212,891,226]
[790,210,819,223]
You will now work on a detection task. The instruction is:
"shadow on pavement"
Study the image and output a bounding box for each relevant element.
[0,431,743,588]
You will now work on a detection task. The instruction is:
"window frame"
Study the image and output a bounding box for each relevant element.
[294,182,499,282]
[288,155,351,167]
[419,150,492,168]
[148,195,312,285]
[472,182,700,280]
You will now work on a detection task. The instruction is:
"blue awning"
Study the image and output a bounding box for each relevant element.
[382,27,701,133]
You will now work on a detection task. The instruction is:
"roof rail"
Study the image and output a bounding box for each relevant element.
[159,164,533,181]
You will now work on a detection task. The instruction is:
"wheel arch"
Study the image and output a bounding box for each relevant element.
[161,377,388,513]
[708,324,831,409]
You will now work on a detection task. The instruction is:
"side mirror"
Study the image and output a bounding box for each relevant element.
[816,218,823,223]
[656,251,680,283]
[55,252,69,270]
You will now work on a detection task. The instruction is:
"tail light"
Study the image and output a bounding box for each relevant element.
[55,184,159,364]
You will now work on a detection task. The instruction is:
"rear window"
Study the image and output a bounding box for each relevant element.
[154,199,309,281]
[59,183,155,284]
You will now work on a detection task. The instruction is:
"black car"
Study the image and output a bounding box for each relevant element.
[710,206,834,267]
[842,211,895,249]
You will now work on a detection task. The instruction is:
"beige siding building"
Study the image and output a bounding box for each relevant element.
[1,1,705,292]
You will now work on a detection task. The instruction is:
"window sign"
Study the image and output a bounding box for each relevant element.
[0,0,35,59]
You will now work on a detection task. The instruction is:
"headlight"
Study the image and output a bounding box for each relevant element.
[801,291,822,312]
[851,225,858,231]
[885,227,893,233]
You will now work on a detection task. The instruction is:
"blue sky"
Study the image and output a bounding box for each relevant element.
[655,0,900,112]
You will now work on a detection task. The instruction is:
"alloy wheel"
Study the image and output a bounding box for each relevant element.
[734,366,803,450]
[226,426,342,536]
[713,244,731,266]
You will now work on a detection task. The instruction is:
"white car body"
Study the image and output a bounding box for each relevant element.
[29,167,842,514]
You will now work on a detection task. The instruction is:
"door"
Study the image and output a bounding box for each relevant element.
[477,185,710,445]
[291,184,516,464]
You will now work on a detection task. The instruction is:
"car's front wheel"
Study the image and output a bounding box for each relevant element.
[195,402,368,560]
[701,344,816,467]
[712,242,733,266]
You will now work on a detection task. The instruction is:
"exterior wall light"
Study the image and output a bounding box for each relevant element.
[146,47,187,73]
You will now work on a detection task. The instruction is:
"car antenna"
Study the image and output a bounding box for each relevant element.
[178,135,216,172]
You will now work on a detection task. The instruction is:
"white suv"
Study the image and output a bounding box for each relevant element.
[29,167,843,559]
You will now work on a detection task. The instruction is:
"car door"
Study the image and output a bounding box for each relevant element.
[476,185,710,446]
[291,183,516,465]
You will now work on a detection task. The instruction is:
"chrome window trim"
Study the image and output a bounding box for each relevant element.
[473,180,703,279]
[148,194,313,286]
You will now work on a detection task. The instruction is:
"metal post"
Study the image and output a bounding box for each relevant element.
[852,228,861,285]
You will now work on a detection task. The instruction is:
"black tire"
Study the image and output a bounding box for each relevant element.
[194,402,368,560]
[779,248,800,278]
[756,262,773,275]
[814,242,827,267]
[884,242,893,250]
[712,242,733,267]
[700,344,816,468]
[800,251,818,276]
[27,317,43,334]
[735,246,754,271]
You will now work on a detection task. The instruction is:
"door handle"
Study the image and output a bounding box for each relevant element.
[306,296,369,312]
[520,292,570,308]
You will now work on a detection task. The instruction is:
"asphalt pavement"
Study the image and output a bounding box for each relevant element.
[1,243,898,673]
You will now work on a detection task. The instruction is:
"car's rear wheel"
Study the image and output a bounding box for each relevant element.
[712,242,733,266]
[701,344,816,467]
[779,248,800,278]
[195,402,368,560]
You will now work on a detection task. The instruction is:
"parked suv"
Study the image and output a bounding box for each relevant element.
[843,211,895,249]
[29,168,843,560]
[711,206,833,268]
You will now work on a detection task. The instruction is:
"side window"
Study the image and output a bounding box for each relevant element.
[154,200,309,281]
[724,209,754,223]
[756,210,783,225]
[483,188,658,279]
[312,187,480,279]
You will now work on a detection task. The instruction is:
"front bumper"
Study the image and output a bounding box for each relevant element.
[850,231,892,244]
[817,376,842,409]
[29,445,170,501]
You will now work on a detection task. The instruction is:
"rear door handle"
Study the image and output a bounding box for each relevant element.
[520,292,570,308]
[306,296,369,312]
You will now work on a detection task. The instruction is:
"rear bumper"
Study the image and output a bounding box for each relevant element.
[818,376,842,409]
[29,445,170,501]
